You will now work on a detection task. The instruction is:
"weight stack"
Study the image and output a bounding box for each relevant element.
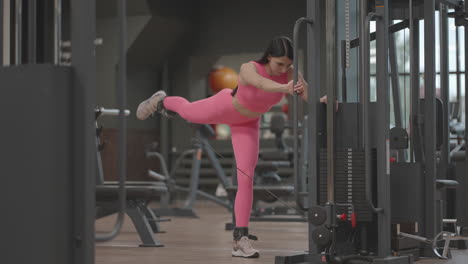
[319,148,376,222]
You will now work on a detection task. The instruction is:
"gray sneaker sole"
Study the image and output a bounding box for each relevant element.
[136,91,166,120]
[231,250,259,258]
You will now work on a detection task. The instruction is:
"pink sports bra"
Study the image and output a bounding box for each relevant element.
[235,61,288,113]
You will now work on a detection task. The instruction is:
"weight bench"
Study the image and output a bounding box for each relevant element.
[96,182,169,247]
[94,107,170,247]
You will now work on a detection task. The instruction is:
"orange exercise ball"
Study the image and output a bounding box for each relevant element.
[281,103,289,114]
[208,66,238,93]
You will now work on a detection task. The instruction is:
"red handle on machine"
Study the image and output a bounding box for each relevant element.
[351,212,357,228]
[339,213,347,221]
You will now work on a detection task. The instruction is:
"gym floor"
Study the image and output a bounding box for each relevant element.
[95,202,468,264]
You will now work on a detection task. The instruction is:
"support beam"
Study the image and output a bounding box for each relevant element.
[54,0,62,64]
[423,0,438,244]
[325,0,336,204]
[2,0,9,66]
[439,3,449,182]
[465,0,468,185]
[437,0,462,9]
[456,23,461,119]
[375,0,392,257]
[0,0,3,65]
[410,3,422,163]
[161,63,170,166]
[71,0,96,263]
[358,0,367,149]
[350,20,409,49]
[307,0,322,257]
[15,0,22,64]
[27,0,37,63]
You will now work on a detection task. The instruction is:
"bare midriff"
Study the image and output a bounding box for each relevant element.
[232,95,264,118]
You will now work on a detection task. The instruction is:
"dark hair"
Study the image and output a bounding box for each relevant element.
[256,36,294,64]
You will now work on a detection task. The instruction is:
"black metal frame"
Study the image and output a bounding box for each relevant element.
[27,0,37,63]
[465,0,468,181]
[0,0,3,64]
[70,0,96,263]
[423,0,438,248]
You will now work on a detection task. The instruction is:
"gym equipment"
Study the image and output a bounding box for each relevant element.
[208,66,238,93]
[2,0,126,262]
[147,123,232,218]
[276,1,468,263]
[95,107,168,247]
[398,224,468,259]
[1,65,76,264]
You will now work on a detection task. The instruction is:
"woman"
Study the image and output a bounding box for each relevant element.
[136,36,328,258]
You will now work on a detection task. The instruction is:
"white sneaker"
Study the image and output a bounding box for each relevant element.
[136,90,167,120]
[215,183,228,197]
[232,236,259,258]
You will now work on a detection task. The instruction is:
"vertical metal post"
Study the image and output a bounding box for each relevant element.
[362,11,382,213]
[54,0,61,65]
[341,40,347,102]
[465,0,468,180]
[358,0,366,149]
[410,1,422,163]
[15,0,21,64]
[95,0,127,243]
[161,62,170,166]
[307,0,321,257]
[439,3,449,179]
[71,0,96,263]
[115,0,127,237]
[423,0,437,242]
[375,0,391,257]
[0,0,3,65]
[2,0,9,66]
[325,0,336,204]
[456,26,461,118]
[27,0,36,63]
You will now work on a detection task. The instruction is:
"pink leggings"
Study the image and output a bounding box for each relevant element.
[163,89,259,227]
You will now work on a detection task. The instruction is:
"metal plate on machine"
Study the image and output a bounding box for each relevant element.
[312,226,332,246]
[309,206,327,226]
[318,102,379,149]
[390,163,423,223]
[390,127,409,149]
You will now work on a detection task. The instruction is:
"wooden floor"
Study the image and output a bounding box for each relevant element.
[96,201,468,264]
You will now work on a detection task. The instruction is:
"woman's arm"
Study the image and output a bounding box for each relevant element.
[239,62,291,93]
